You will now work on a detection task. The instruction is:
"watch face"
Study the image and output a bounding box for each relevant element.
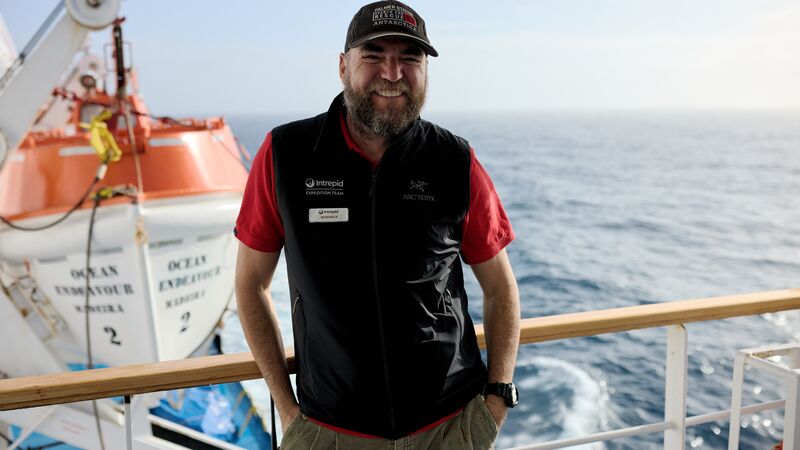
[509,385,519,407]
[487,383,520,407]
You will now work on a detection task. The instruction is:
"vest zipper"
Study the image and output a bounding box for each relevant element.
[292,291,301,315]
[292,291,309,378]
[369,169,397,434]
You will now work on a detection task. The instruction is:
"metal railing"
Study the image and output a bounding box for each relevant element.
[1,288,799,449]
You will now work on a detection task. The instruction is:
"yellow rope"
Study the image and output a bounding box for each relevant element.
[238,406,255,439]
[232,389,247,411]
[80,110,122,164]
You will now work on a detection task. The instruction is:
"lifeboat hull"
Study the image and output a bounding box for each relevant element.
[0,192,241,367]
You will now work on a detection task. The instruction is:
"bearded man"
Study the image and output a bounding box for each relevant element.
[234,2,520,449]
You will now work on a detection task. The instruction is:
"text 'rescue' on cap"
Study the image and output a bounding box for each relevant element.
[344,1,438,57]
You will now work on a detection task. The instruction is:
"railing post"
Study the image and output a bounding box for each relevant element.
[727,352,746,449]
[664,324,688,450]
[784,371,800,450]
[787,347,800,450]
[124,395,132,450]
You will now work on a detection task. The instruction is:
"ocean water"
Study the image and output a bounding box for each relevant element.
[222,110,800,449]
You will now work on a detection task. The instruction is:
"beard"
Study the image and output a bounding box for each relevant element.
[342,73,427,139]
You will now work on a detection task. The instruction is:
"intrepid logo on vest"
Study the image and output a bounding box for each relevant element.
[305,178,344,196]
[403,179,435,202]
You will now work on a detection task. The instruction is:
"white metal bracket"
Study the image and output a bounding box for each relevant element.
[728,343,800,449]
[6,406,57,450]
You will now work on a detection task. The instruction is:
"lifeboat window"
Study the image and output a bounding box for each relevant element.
[79,104,106,124]
[79,105,138,131]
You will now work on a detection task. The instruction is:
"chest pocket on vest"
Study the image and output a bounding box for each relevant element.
[391,178,463,308]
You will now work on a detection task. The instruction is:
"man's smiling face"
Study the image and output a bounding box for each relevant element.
[340,37,428,138]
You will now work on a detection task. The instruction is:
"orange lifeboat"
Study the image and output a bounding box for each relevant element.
[0,22,249,368]
[0,84,248,220]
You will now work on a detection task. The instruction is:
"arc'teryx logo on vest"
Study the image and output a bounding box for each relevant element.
[410,180,427,192]
[305,177,344,196]
[403,179,435,202]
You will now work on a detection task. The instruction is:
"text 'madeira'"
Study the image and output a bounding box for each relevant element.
[309,208,349,223]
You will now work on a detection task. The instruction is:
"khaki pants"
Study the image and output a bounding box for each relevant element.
[281,395,499,450]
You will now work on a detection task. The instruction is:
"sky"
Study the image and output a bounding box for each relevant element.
[1,0,799,116]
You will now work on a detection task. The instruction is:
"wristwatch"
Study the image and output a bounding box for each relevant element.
[484,382,519,408]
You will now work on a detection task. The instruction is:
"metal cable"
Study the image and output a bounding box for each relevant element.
[84,193,107,450]
[52,93,252,171]
[0,165,104,231]
[270,396,278,450]
[0,430,11,445]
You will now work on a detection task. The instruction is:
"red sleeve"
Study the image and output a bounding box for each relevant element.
[234,133,285,252]
[460,148,515,265]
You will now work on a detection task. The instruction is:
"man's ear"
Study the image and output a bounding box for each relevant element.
[339,52,347,82]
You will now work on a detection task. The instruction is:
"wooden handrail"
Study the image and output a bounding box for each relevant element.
[1,288,798,411]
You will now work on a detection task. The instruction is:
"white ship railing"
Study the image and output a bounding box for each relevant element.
[1,288,799,449]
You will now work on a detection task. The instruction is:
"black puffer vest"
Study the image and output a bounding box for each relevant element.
[272,93,486,439]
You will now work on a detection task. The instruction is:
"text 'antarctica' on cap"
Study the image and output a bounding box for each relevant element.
[344,1,438,57]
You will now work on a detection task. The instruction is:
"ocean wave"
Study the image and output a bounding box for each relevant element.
[516,273,603,294]
[498,355,607,449]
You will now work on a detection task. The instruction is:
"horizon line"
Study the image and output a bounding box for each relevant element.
[168,107,800,119]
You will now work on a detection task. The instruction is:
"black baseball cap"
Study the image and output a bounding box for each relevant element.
[344,1,438,57]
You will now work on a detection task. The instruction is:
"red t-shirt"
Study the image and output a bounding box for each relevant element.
[236,121,514,265]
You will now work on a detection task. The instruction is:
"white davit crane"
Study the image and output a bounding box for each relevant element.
[0,0,121,172]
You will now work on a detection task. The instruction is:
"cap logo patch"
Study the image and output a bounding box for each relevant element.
[403,12,417,27]
[372,5,418,31]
